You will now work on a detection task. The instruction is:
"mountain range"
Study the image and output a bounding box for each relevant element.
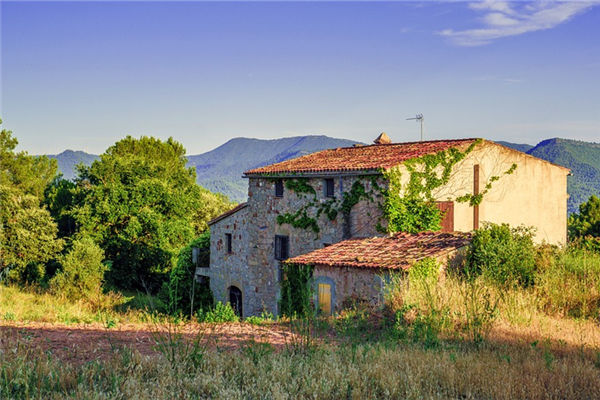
[45,136,600,213]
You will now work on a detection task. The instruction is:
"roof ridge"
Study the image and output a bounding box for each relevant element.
[244,138,479,176]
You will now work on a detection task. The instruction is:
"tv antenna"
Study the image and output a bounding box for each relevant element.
[407,113,424,141]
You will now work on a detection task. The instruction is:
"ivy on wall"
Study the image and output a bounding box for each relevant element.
[455,163,517,206]
[274,141,518,236]
[279,262,314,317]
[275,178,379,236]
[381,141,480,234]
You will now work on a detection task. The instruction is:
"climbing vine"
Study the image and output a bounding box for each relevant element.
[455,163,517,206]
[285,178,316,195]
[274,140,517,237]
[279,263,314,317]
[381,141,480,234]
[276,177,380,236]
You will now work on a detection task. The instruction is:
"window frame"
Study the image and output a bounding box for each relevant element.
[274,179,284,198]
[324,178,335,198]
[225,233,233,254]
[274,235,289,261]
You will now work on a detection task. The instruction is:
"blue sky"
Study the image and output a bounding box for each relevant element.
[1,1,599,155]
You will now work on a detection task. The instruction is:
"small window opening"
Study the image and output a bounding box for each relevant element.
[275,235,289,260]
[324,178,335,198]
[275,180,284,197]
[225,233,232,254]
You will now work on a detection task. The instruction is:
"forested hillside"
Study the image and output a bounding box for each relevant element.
[47,136,360,202]
[186,135,361,201]
[48,137,600,211]
[47,150,99,180]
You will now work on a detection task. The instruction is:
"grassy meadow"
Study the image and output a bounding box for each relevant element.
[2,247,600,399]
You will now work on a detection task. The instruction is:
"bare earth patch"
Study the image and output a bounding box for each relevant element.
[0,321,298,365]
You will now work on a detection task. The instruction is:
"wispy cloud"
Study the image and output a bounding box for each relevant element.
[440,1,599,46]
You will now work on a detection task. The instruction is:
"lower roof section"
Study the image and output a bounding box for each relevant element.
[286,231,471,270]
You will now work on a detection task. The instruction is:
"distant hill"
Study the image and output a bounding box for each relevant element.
[526,139,600,214]
[45,136,600,213]
[46,150,99,180]
[496,141,534,153]
[45,135,361,201]
[186,135,362,201]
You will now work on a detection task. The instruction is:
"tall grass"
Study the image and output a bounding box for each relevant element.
[1,328,600,399]
[0,285,150,325]
[535,249,600,318]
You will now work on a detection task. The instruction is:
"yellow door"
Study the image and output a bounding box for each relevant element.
[318,283,332,315]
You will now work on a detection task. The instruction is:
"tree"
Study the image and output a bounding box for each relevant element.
[50,237,107,300]
[0,120,63,283]
[568,195,600,251]
[72,135,226,292]
[44,176,77,239]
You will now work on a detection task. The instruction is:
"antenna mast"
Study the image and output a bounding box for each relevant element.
[406,113,424,141]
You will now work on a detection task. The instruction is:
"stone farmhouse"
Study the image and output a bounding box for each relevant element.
[197,136,569,317]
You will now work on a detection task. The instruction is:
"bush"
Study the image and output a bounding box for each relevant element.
[245,311,274,325]
[535,248,600,318]
[49,237,107,300]
[197,301,239,323]
[466,223,536,287]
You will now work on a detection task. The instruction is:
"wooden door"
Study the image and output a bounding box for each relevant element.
[318,283,332,315]
[436,201,455,232]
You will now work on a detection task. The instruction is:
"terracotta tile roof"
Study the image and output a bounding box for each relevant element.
[244,138,478,175]
[287,231,471,270]
[207,202,248,226]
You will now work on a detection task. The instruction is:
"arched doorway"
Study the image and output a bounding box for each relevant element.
[228,286,242,318]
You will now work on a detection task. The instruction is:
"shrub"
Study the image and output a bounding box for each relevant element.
[197,301,239,323]
[245,311,274,325]
[466,223,536,287]
[49,237,107,300]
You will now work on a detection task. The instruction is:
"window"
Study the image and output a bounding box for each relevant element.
[225,233,232,254]
[324,178,335,198]
[274,235,289,260]
[275,179,284,197]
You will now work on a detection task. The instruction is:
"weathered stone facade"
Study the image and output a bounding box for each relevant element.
[244,175,386,316]
[204,139,569,317]
[198,204,253,316]
[312,265,385,312]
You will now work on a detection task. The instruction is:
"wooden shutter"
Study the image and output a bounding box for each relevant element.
[436,201,454,233]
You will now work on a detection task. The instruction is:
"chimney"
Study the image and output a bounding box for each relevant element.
[373,132,392,145]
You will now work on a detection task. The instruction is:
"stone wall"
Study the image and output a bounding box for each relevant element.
[245,175,387,315]
[312,265,385,312]
[200,205,252,316]
[206,139,568,317]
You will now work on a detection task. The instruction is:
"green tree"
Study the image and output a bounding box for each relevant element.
[50,237,107,300]
[72,136,226,292]
[568,195,600,252]
[0,120,63,283]
[44,176,77,239]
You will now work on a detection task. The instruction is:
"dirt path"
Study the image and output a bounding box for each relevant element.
[0,321,298,365]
